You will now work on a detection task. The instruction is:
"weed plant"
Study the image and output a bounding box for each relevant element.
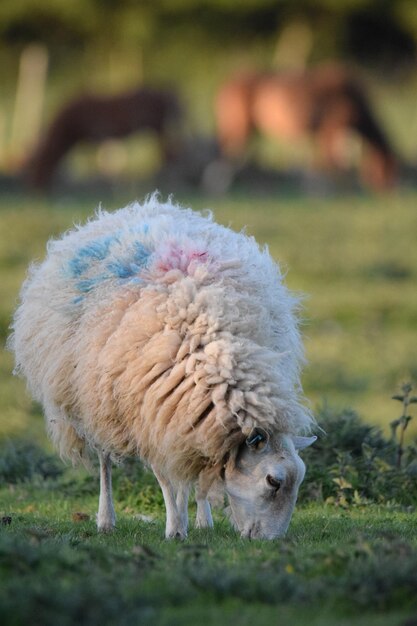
[0,438,63,484]
[301,389,417,507]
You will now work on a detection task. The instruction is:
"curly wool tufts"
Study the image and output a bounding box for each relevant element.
[10,195,312,480]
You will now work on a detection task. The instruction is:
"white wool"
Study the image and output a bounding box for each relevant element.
[9,194,312,479]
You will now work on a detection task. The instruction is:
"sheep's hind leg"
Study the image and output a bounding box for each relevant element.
[153,468,188,539]
[97,451,116,532]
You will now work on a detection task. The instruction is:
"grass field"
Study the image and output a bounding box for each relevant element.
[0,189,416,625]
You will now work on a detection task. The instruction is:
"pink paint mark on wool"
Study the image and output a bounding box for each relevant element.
[153,241,210,276]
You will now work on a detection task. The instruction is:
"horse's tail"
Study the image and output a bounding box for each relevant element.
[347,79,398,189]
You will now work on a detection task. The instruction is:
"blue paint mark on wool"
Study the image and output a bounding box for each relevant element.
[106,261,137,279]
[68,255,91,277]
[132,240,151,267]
[76,277,105,293]
[69,236,152,299]
[106,242,151,280]
[68,235,116,277]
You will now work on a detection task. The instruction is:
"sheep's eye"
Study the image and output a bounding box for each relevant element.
[266,474,281,491]
[246,428,268,450]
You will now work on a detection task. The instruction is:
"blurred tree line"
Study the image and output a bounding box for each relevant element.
[0,0,416,74]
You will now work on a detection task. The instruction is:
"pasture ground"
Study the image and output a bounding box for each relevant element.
[0,191,416,625]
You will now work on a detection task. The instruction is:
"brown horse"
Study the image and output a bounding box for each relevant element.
[215,65,397,190]
[23,86,183,189]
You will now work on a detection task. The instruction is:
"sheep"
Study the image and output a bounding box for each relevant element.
[9,195,316,539]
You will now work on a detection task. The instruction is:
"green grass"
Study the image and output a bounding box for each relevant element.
[1,486,417,625]
[1,190,417,624]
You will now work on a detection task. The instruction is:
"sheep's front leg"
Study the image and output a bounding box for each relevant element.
[195,497,213,529]
[176,483,190,535]
[97,451,116,532]
[195,471,214,529]
[195,489,213,529]
[153,468,188,539]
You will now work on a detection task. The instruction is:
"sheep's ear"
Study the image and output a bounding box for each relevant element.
[292,435,317,452]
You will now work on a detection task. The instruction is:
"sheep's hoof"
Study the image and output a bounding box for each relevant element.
[97,523,116,533]
[195,519,214,529]
[166,530,187,540]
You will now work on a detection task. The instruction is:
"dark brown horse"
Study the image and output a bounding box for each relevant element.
[24,86,183,189]
[215,65,397,190]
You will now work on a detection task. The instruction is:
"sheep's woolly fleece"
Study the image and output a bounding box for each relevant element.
[10,196,312,480]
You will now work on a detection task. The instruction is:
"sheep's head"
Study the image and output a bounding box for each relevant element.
[223,429,316,539]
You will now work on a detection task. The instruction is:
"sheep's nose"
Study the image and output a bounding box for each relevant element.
[266,474,282,491]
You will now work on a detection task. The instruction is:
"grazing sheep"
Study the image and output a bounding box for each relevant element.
[10,195,315,539]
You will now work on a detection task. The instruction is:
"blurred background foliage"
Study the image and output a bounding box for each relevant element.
[1,0,416,66]
[1,0,417,179]
[1,0,417,67]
